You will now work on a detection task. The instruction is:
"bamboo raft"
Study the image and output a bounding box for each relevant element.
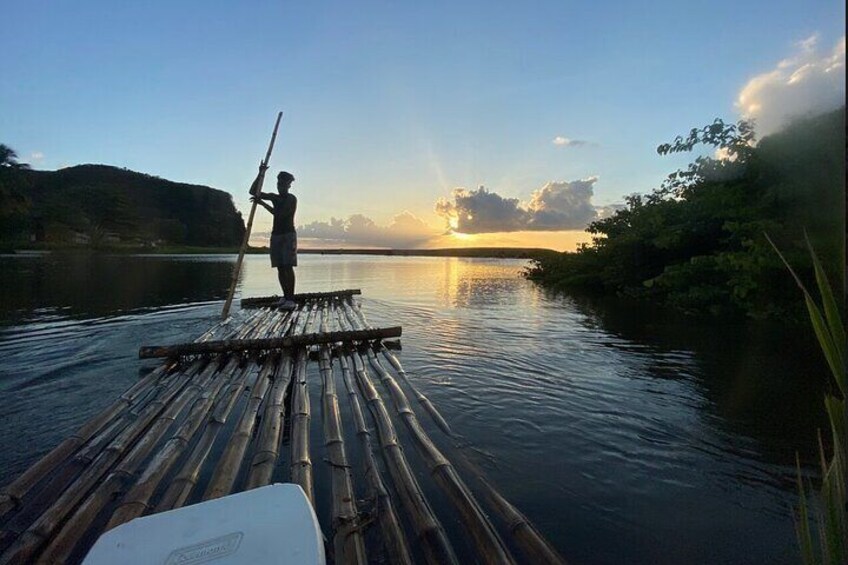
[0,290,565,564]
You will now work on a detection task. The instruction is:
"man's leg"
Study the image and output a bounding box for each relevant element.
[281,266,295,299]
[277,266,291,298]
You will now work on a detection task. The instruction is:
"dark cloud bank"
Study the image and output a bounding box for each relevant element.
[435,177,618,234]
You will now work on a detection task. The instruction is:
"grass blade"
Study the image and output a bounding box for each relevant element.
[805,233,846,394]
[795,455,816,565]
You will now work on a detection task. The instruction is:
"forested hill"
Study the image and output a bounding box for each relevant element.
[0,165,245,247]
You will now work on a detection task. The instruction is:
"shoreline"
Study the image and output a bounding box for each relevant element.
[2,245,558,260]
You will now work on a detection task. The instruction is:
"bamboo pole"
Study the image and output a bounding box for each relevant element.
[320,346,367,564]
[221,111,283,320]
[0,361,173,519]
[290,350,313,504]
[155,363,257,511]
[302,300,320,335]
[106,356,244,530]
[338,353,413,565]
[366,352,516,564]
[342,299,515,564]
[289,302,318,504]
[154,309,284,511]
[477,478,567,565]
[380,348,453,437]
[37,361,225,563]
[0,308,275,558]
[346,347,458,565]
[239,304,304,498]
[318,302,367,564]
[0,316,238,519]
[288,300,312,337]
[139,326,403,359]
[244,354,293,489]
[241,289,362,308]
[330,300,440,436]
[0,360,205,564]
[226,308,271,341]
[203,361,274,500]
[0,355,215,555]
[346,298,565,564]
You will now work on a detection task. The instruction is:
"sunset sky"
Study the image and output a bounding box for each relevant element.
[1,1,844,250]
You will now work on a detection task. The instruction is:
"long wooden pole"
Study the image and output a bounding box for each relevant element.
[221,111,283,319]
[348,350,458,565]
[346,299,565,564]
[0,317,233,520]
[338,353,413,565]
[341,299,517,564]
[318,301,367,564]
[241,289,362,308]
[139,326,402,358]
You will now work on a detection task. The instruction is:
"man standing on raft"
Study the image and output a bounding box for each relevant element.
[251,171,298,310]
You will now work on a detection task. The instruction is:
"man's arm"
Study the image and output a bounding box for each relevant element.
[248,164,269,196]
[251,195,274,214]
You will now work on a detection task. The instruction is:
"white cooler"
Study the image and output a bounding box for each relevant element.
[83,483,325,565]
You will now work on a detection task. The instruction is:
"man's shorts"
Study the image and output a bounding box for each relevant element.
[270,232,297,267]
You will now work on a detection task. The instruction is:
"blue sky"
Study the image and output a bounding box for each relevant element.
[2,1,844,248]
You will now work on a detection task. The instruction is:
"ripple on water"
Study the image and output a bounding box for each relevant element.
[0,255,820,564]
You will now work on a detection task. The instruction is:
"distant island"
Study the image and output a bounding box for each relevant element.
[289,247,553,259]
[0,164,245,249]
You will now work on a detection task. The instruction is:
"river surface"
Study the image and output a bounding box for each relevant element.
[0,253,828,563]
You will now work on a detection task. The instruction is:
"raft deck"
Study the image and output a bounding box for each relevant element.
[0,291,565,564]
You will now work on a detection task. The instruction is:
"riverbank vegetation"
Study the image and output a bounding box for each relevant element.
[526,107,844,320]
[773,239,846,564]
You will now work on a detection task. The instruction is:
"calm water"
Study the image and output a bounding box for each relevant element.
[0,253,828,563]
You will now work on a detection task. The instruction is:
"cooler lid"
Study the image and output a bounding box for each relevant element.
[83,483,325,565]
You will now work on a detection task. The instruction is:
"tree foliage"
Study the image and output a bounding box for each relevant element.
[0,144,30,169]
[526,107,845,320]
[0,161,245,247]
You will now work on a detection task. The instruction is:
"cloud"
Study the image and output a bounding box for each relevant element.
[526,178,599,229]
[552,136,589,147]
[435,187,527,233]
[596,203,626,219]
[435,177,604,233]
[737,34,845,136]
[30,152,44,162]
[296,211,437,247]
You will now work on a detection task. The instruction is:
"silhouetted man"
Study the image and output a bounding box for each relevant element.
[251,171,297,310]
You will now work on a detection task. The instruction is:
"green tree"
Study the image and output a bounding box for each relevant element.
[525,107,844,320]
[0,144,30,169]
[0,144,33,241]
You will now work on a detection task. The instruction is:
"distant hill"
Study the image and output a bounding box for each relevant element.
[0,165,245,247]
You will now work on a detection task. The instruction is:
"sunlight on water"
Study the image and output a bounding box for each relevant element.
[0,253,827,564]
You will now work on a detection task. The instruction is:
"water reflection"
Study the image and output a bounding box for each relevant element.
[434,257,526,309]
[0,254,236,321]
[563,291,828,467]
[0,253,823,563]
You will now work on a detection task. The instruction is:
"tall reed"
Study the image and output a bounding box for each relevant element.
[768,234,845,565]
